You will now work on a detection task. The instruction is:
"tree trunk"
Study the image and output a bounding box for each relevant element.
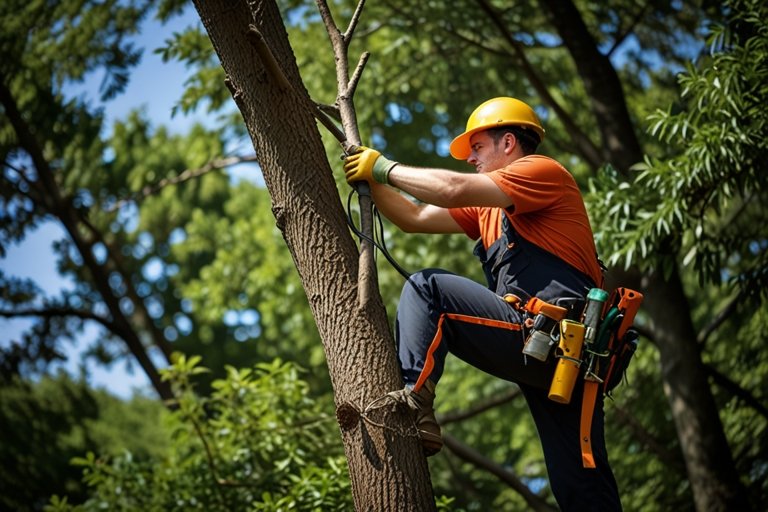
[642,267,749,511]
[538,0,642,173]
[537,1,750,510]
[191,1,436,509]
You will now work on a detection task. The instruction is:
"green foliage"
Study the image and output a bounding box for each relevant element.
[173,181,330,387]
[1,0,296,389]
[0,0,150,102]
[587,0,768,297]
[584,1,768,506]
[155,23,231,117]
[0,372,168,512]
[0,372,99,511]
[47,358,351,512]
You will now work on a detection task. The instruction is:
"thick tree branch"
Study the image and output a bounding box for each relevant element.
[0,70,173,401]
[75,212,175,361]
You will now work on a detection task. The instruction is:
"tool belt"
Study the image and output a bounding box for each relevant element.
[475,214,643,469]
[506,287,643,468]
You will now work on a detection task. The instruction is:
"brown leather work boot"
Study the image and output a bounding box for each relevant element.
[389,380,443,456]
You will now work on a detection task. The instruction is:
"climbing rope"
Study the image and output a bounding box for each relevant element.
[346,189,411,280]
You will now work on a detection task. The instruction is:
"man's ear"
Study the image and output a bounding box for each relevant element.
[504,132,517,154]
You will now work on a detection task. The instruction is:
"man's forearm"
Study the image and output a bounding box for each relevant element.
[386,165,465,207]
[387,164,510,209]
[370,183,424,232]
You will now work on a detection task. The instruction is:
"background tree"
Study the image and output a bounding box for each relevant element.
[0,0,323,399]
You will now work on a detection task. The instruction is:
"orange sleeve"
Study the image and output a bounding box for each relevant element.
[488,155,604,285]
[485,155,565,214]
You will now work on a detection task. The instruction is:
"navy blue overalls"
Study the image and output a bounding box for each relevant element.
[396,213,622,511]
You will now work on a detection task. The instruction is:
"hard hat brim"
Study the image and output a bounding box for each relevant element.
[449,122,545,160]
[449,128,481,160]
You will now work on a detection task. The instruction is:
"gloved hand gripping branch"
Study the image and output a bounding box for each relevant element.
[341,144,411,280]
[343,146,399,185]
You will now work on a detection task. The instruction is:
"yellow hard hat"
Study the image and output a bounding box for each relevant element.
[449,97,545,160]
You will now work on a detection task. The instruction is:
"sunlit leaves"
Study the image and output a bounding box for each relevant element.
[48,358,351,511]
[587,0,768,297]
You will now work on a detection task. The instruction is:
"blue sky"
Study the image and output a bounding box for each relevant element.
[0,6,217,398]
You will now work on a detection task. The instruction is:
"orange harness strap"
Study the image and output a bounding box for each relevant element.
[580,380,599,468]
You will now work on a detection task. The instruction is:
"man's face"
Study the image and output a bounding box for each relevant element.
[467,131,512,174]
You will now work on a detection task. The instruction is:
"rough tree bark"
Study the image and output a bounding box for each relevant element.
[191,0,436,509]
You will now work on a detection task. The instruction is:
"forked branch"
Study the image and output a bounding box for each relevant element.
[315,0,377,309]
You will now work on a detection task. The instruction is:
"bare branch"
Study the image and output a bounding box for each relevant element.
[439,387,521,425]
[315,0,342,45]
[697,289,744,347]
[2,166,39,204]
[314,0,376,308]
[3,160,31,180]
[107,154,258,213]
[343,0,366,42]
[247,24,350,148]
[316,102,341,122]
[610,404,687,474]
[705,363,768,419]
[607,4,650,58]
[188,412,231,509]
[0,306,116,333]
[347,51,370,99]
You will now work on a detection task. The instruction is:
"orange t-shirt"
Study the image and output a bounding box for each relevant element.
[449,155,603,286]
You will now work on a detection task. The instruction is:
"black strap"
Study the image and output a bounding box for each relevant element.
[499,214,595,299]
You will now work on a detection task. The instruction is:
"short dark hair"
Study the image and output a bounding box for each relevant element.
[486,126,540,155]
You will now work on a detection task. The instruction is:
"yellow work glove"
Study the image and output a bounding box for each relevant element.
[343,146,398,185]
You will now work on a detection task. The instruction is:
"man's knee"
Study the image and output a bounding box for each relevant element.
[401,268,453,302]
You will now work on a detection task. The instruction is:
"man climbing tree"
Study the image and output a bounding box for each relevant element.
[344,96,629,511]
